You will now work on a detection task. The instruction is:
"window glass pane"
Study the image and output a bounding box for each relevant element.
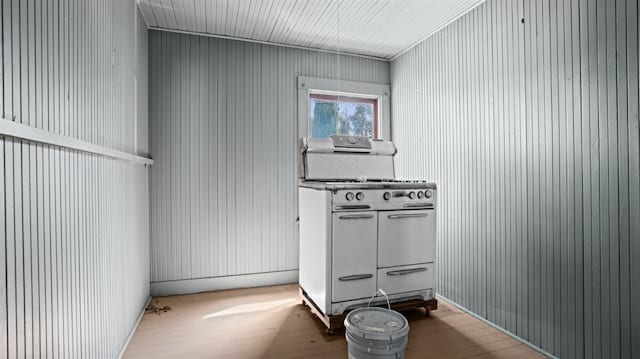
[310,97,375,138]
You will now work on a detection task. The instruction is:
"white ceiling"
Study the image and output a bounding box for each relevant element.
[137,0,485,60]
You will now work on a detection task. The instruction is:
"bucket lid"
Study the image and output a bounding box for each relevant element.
[344,307,409,341]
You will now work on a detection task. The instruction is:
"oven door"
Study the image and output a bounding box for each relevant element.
[378,209,436,268]
[332,211,377,302]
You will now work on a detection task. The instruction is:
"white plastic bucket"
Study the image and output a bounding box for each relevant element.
[344,306,409,359]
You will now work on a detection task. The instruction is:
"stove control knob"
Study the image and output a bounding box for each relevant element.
[417,191,424,199]
[408,191,416,199]
[356,192,364,201]
[383,192,391,201]
[425,190,433,198]
[346,192,355,201]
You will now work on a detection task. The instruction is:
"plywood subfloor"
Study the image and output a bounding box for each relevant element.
[124,284,546,358]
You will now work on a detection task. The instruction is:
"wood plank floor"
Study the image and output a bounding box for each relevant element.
[124,284,546,358]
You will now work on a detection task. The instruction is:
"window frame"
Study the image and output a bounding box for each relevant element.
[297,76,391,140]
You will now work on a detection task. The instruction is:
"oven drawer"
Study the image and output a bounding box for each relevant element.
[377,263,434,295]
[378,209,436,268]
[332,212,378,302]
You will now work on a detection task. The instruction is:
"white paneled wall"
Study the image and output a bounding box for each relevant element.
[391,0,640,358]
[1,0,150,357]
[149,31,389,294]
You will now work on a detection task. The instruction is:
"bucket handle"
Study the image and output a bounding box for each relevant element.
[367,288,391,312]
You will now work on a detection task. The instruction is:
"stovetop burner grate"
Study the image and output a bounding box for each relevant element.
[321,179,430,184]
[299,179,437,191]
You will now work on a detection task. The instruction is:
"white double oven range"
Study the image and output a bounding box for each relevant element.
[298,135,438,326]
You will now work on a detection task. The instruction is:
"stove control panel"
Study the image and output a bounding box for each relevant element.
[333,189,437,210]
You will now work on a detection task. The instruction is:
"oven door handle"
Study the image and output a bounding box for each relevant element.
[338,214,374,220]
[387,213,429,219]
[386,267,428,276]
[403,203,434,209]
[335,205,371,210]
[338,274,374,281]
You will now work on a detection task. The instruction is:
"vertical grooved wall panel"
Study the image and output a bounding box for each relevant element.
[1,1,150,357]
[149,31,389,285]
[390,0,640,357]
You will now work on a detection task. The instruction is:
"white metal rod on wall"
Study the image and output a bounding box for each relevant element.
[0,118,153,165]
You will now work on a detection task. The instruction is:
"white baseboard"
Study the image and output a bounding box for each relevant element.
[150,270,299,297]
[118,296,152,359]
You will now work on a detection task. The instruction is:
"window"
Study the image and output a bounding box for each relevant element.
[298,76,390,140]
[309,93,378,139]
